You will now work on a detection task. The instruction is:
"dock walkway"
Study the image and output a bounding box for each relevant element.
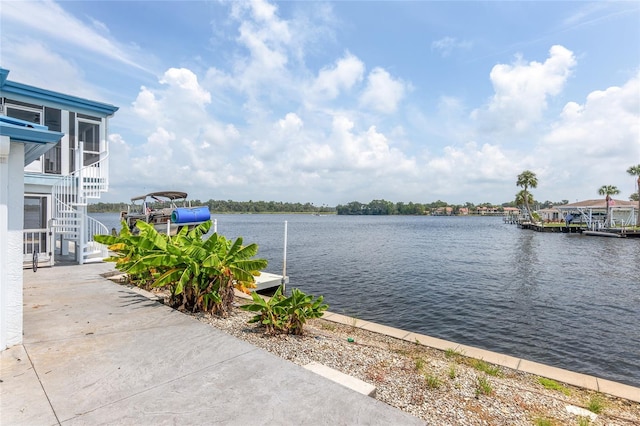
[1,263,421,425]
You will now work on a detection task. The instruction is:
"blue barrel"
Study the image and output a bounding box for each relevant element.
[171,207,211,224]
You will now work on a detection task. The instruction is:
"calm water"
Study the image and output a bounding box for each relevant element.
[92,213,640,387]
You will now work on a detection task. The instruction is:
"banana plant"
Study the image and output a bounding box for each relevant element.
[96,219,267,315]
[242,286,287,334]
[201,234,268,316]
[282,288,328,335]
[241,287,328,335]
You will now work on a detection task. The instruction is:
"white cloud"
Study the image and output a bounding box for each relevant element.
[0,37,94,97]
[472,45,577,134]
[431,36,473,57]
[160,68,212,107]
[0,0,147,72]
[6,0,634,206]
[536,73,640,199]
[308,53,365,101]
[359,67,407,114]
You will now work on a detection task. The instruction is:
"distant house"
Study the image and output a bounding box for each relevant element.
[432,206,453,216]
[476,206,501,215]
[458,207,469,215]
[537,207,561,222]
[502,207,520,217]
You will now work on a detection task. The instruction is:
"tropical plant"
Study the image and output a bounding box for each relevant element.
[597,185,621,227]
[95,219,268,316]
[241,287,288,334]
[515,190,534,219]
[627,164,640,226]
[241,287,328,335]
[516,170,538,220]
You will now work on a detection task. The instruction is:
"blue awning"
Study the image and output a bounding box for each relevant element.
[0,115,64,165]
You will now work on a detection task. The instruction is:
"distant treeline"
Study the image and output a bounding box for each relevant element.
[335,198,570,215]
[336,199,457,215]
[87,200,335,214]
[89,198,569,215]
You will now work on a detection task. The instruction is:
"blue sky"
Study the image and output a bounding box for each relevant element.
[2,1,639,206]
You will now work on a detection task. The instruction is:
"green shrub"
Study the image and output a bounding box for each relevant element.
[241,287,328,335]
[96,220,268,316]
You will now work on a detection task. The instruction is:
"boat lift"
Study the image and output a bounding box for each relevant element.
[556,204,637,230]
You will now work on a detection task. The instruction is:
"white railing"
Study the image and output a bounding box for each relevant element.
[23,228,53,268]
[81,160,109,199]
[85,214,109,260]
[51,145,110,263]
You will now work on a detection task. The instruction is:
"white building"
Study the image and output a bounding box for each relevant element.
[0,68,118,349]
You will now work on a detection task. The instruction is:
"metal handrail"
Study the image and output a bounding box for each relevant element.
[51,148,110,263]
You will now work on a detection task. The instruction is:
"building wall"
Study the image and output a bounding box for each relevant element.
[0,138,25,349]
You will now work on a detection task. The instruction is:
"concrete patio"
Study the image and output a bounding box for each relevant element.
[1,262,423,425]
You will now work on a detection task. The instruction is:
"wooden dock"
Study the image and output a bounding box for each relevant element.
[516,222,640,237]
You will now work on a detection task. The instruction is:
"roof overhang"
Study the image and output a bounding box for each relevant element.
[0,115,63,165]
[0,68,118,117]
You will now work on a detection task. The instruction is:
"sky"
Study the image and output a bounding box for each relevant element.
[1,0,639,206]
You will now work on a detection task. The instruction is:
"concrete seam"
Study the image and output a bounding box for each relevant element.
[23,344,62,425]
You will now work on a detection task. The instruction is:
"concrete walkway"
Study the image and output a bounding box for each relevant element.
[1,263,422,425]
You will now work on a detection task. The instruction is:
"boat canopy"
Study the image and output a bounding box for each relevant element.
[130,191,188,202]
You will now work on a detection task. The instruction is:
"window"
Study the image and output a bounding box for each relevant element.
[23,196,48,255]
[5,104,42,125]
[78,117,101,166]
[43,107,62,174]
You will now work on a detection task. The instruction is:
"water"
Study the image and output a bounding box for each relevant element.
[92,213,640,387]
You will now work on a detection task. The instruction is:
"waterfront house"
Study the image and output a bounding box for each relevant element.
[1,104,63,349]
[476,206,502,215]
[502,207,520,217]
[432,206,453,216]
[537,207,561,223]
[1,68,118,349]
[556,199,637,229]
[1,68,118,267]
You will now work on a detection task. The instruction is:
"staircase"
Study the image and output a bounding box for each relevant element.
[51,151,109,264]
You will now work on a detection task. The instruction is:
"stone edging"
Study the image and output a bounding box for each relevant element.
[321,311,640,403]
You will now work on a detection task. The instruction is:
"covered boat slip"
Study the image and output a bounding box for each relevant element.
[121,191,211,235]
[556,199,638,230]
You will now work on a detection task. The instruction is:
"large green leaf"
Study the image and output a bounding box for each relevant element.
[154,268,183,288]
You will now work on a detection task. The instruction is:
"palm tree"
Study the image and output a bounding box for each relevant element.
[516,170,538,221]
[598,185,621,228]
[627,164,640,227]
[515,190,534,220]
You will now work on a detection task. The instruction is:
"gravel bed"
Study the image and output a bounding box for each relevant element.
[189,300,640,426]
